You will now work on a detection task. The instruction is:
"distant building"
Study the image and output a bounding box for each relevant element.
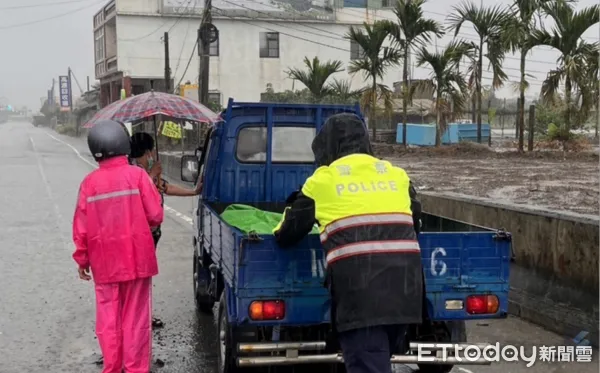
[93,0,402,108]
[393,79,434,100]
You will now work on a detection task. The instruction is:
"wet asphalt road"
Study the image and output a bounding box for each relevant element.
[0,120,597,373]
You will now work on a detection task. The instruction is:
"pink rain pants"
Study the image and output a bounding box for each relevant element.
[95,277,152,373]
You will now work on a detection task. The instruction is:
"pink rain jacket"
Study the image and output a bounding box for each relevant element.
[72,156,164,284]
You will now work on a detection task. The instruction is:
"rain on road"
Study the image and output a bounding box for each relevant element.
[0,120,596,373]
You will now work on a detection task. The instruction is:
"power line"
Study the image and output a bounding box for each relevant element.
[217,0,346,41]
[341,5,599,42]
[121,20,548,85]
[211,6,550,81]
[173,0,198,79]
[166,0,196,34]
[239,0,596,64]
[116,1,563,89]
[212,6,351,52]
[175,38,198,89]
[118,0,196,42]
[169,6,350,88]
[209,6,545,86]
[0,0,104,30]
[0,0,96,10]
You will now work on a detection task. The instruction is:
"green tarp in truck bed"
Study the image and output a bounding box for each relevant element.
[220,204,319,235]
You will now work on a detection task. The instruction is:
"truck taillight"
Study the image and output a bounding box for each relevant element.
[249,300,285,320]
[466,295,499,314]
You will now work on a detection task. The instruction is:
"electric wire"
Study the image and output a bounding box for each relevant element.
[173,0,199,82]
[118,0,197,42]
[239,0,599,63]
[0,0,98,10]
[175,34,199,89]
[210,6,544,86]
[0,0,105,30]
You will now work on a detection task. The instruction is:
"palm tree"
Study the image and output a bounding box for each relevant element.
[586,51,599,139]
[388,0,444,147]
[416,40,472,146]
[286,56,344,102]
[328,78,366,103]
[448,1,511,144]
[359,84,396,128]
[574,48,599,138]
[503,0,559,152]
[531,2,599,137]
[346,21,402,139]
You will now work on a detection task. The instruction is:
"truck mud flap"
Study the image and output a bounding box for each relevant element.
[236,341,492,366]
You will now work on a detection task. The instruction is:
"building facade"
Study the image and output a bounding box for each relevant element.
[94,0,401,108]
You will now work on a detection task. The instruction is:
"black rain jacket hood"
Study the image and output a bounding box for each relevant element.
[311,113,373,167]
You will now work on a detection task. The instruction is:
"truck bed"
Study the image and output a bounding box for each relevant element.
[200,202,510,326]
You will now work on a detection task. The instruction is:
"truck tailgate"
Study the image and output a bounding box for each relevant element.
[234,234,330,325]
[230,230,509,324]
[419,231,511,320]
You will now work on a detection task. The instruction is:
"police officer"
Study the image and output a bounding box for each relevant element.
[273,113,423,373]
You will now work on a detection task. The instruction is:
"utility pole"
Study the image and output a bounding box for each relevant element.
[50,78,56,108]
[487,96,492,146]
[501,98,506,138]
[67,68,73,111]
[515,98,521,140]
[68,67,77,135]
[87,76,90,92]
[528,104,535,151]
[198,0,213,105]
[164,32,171,93]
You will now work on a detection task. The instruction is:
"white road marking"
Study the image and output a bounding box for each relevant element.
[44,131,195,226]
[29,136,71,248]
[458,368,475,373]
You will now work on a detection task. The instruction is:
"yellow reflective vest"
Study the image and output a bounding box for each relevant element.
[274,153,423,331]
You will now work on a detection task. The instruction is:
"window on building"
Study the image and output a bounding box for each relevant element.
[208,92,221,105]
[350,40,365,60]
[236,126,315,163]
[382,0,393,7]
[259,32,280,58]
[95,28,105,61]
[344,0,367,7]
[209,36,219,56]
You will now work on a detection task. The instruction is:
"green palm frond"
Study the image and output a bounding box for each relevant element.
[346,21,401,81]
[388,0,444,48]
[285,56,344,101]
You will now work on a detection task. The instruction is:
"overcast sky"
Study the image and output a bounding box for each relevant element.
[0,0,597,109]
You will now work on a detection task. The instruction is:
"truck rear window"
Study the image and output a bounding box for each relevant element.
[236,126,315,163]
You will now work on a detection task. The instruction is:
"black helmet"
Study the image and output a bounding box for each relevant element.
[87,119,131,161]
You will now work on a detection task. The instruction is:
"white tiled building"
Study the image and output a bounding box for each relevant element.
[94,0,401,107]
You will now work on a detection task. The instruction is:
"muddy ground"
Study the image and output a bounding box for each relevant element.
[374,143,599,216]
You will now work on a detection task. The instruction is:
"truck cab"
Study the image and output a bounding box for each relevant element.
[181,99,511,373]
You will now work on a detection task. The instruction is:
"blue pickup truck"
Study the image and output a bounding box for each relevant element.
[180,100,511,373]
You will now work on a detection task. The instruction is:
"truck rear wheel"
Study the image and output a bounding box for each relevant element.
[193,251,215,315]
[218,292,240,373]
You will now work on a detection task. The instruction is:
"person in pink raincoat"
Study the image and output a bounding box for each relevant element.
[72,119,164,373]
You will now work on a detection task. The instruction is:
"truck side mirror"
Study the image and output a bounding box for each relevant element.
[181,155,199,183]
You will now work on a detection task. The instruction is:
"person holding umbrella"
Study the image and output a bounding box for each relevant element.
[130,131,202,327]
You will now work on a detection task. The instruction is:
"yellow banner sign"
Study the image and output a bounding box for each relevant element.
[161,121,182,139]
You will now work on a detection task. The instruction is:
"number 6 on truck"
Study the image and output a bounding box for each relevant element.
[430,247,447,276]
